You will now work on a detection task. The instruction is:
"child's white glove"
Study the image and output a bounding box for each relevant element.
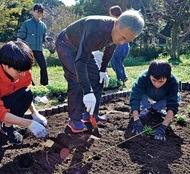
[28,121,48,138]
[32,112,47,126]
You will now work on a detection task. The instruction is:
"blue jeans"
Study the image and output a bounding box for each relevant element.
[141,93,181,111]
[110,43,129,82]
[55,31,103,121]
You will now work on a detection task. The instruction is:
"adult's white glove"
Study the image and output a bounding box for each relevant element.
[28,121,48,138]
[32,112,47,126]
[83,93,96,115]
[99,72,109,87]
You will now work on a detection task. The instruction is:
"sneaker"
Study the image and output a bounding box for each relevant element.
[68,119,87,133]
[81,113,107,124]
[1,123,23,145]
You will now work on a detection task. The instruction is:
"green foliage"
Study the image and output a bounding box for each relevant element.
[175,114,187,123]
[0,0,33,41]
[31,86,50,96]
[143,125,154,136]
[46,52,61,66]
[123,56,148,67]
[188,104,190,114]
[31,82,67,96]
[47,83,67,94]
[33,0,63,8]
[130,45,164,61]
[107,77,117,88]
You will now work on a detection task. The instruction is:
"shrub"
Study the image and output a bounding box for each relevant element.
[130,45,164,61]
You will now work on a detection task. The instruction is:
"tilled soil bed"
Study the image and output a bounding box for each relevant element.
[0,91,190,174]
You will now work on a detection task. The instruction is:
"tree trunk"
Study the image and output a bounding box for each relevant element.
[170,23,179,59]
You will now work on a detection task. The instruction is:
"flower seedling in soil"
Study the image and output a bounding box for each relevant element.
[143,125,154,136]
[175,114,187,125]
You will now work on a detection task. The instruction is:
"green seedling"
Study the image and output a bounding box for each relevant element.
[187,104,190,114]
[143,125,154,136]
[168,121,173,127]
[176,114,186,123]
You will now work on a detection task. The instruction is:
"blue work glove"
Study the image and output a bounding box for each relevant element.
[99,72,109,87]
[28,121,48,138]
[154,124,167,141]
[132,119,145,136]
[83,93,96,115]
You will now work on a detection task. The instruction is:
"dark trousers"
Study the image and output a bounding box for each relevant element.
[2,88,33,117]
[33,51,48,86]
[55,32,103,121]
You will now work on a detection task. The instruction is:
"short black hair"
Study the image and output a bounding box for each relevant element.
[33,3,44,13]
[109,5,122,18]
[148,60,171,79]
[0,41,34,71]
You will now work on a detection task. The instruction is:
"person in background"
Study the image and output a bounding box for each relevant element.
[55,9,144,133]
[0,41,48,145]
[109,5,130,90]
[17,3,53,86]
[130,60,181,141]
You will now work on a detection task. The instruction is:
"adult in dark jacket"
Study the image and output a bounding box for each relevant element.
[17,3,52,86]
[56,9,144,133]
[130,60,181,141]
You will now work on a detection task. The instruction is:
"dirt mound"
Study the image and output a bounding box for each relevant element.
[0,92,190,174]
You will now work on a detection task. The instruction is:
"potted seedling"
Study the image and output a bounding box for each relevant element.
[143,125,154,136]
[175,114,187,126]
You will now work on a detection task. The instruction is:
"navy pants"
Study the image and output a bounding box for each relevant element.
[33,51,48,86]
[55,31,103,121]
[2,88,33,117]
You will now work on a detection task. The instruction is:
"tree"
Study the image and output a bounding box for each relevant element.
[33,0,63,8]
[42,5,78,54]
[73,0,128,16]
[139,0,190,59]
[0,0,33,41]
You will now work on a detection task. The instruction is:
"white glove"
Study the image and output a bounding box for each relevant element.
[99,72,109,87]
[83,93,96,115]
[17,38,22,42]
[45,36,53,42]
[28,121,48,138]
[32,112,47,126]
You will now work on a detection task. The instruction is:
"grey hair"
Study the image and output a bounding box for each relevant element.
[118,9,144,37]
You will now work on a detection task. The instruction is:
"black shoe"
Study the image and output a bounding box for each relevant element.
[1,123,23,145]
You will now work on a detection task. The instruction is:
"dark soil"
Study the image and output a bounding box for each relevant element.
[0,91,190,174]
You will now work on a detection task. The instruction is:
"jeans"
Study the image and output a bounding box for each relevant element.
[33,51,48,85]
[2,88,33,117]
[141,93,181,111]
[55,31,103,121]
[110,43,129,82]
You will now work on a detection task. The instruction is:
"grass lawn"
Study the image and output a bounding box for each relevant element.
[31,54,190,110]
